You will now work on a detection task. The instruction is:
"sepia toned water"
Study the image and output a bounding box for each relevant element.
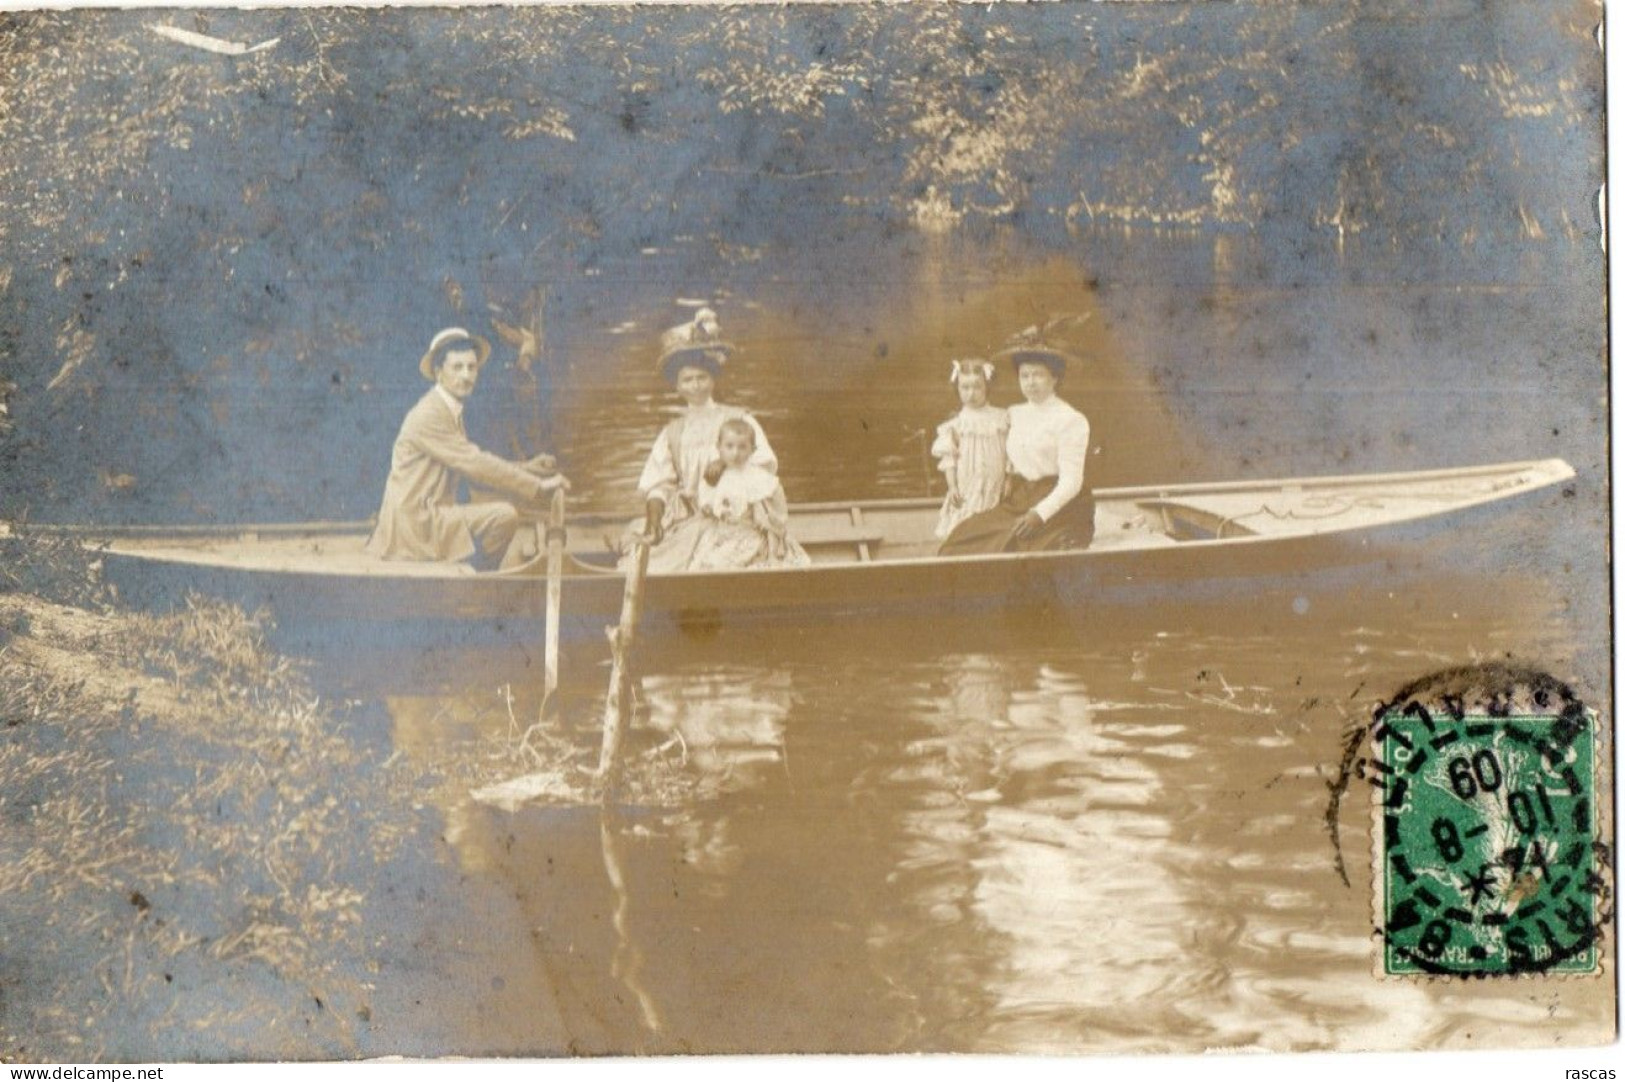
[329,577,1609,1055]
[313,229,1609,1054]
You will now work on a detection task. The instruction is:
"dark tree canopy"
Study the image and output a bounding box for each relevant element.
[0,3,1602,520]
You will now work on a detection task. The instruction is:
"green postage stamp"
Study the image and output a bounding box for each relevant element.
[1373,704,1604,977]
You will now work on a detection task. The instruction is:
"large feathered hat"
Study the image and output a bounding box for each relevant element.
[657,307,735,383]
[993,318,1086,377]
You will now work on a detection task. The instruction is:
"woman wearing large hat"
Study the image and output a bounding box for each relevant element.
[937,332,1095,555]
[629,307,778,573]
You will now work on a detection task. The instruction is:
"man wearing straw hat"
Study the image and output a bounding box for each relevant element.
[366,327,569,569]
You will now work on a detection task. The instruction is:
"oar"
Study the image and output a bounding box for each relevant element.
[538,487,567,722]
[597,537,650,792]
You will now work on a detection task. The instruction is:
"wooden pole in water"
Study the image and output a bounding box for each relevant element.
[597,538,649,791]
[539,488,567,722]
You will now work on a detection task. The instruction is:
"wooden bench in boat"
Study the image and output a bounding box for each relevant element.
[1134,499,1261,542]
[559,506,890,570]
[791,509,886,562]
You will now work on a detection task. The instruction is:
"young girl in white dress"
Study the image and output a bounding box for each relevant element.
[689,418,811,571]
[930,359,1009,539]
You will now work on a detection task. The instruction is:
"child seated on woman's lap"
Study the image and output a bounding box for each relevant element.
[689,418,811,571]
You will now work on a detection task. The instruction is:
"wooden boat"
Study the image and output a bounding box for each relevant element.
[70,458,1571,631]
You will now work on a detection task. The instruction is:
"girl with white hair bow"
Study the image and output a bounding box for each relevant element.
[930,358,1009,539]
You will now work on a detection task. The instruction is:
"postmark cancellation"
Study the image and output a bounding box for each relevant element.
[1370,668,1610,978]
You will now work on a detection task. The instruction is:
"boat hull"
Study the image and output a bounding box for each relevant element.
[99,521,1387,634]
[76,457,1573,638]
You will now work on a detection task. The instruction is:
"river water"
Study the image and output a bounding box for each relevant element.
[314,227,1610,1054]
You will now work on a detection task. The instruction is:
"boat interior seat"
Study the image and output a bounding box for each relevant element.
[793,520,885,562]
[794,522,885,547]
[1134,499,1261,542]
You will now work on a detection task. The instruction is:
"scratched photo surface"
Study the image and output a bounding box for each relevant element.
[0,1,1611,1061]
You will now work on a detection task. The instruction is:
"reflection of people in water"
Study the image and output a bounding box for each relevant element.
[938,337,1094,556]
[944,654,1016,726]
[641,668,792,885]
[627,308,778,573]
[642,668,790,790]
[367,327,570,570]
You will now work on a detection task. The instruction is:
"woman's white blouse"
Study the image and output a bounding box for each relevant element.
[1005,396,1090,522]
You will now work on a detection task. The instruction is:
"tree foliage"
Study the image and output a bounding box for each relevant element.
[0,3,1602,520]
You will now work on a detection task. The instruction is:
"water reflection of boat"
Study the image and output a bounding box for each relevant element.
[81,458,1571,628]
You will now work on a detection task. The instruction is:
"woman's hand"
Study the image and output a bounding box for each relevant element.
[945,487,963,509]
[702,459,726,487]
[539,473,571,492]
[1010,510,1044,542]
[524,452,558,475]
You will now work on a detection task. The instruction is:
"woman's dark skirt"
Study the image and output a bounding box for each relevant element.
[937,475,1095,556]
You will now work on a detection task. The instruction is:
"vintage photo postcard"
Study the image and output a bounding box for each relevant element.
[0,0,1613,1064]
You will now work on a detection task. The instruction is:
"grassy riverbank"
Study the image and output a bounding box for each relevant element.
[0,536,573,1061]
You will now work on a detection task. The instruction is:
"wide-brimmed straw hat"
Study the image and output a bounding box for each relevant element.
[418,327,492,381]
[657,307,735,383]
